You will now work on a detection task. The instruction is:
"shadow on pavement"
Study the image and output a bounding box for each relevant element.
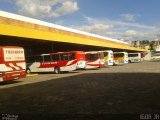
[0,73,160,119]
[36,71,80,75]
[150,59,160,62]
[0,80,22,86]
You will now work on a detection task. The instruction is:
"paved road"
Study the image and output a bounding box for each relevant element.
[0,61,160,119]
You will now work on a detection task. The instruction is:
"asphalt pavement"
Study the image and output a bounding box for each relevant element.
[0,61,160,120]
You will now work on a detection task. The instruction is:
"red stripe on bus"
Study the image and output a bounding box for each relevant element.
[5,63,16,71]
[13,63,23,70]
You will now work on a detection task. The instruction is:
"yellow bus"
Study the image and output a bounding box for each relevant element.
[100,50,114,66]
[113,52,128,65]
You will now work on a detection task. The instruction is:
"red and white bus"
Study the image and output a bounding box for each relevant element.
[26,51,86,74]
[0,46,26,82]
[85,51,105,69]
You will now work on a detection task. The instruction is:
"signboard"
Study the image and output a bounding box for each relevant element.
[3,48,25,61]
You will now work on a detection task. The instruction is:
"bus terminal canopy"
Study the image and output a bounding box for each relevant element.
[0,10,148,52]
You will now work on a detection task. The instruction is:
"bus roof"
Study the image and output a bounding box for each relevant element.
[85,51,102,54]
[32,51,84,56]
[128,53,140,54]
[98,50,113,53]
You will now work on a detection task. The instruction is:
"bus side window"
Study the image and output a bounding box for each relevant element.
[60,54,69,60]
[85,54,90,60]
[44,55,52,62]
[114,54,118,58]
[119,53,123,57]
[89,54,98,60]
[52,54,60,61]
[128,54,138,57]
[35,56,43,62]
[68,53,75,60]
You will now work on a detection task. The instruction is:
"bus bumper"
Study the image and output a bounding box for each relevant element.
[0,70,26,81]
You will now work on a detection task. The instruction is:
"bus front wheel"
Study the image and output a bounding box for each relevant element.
[54,67,60,74]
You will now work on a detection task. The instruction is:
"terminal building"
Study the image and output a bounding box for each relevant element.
[0,10,148,57]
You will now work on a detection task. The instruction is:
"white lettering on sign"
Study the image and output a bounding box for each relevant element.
[3,48,25,61]
[5,50,23,54]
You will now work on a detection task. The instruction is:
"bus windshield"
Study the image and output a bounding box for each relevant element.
[114,53,124,58]
[103,52,108,57]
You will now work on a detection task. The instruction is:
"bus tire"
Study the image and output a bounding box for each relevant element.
[128,60,131,63]
[54,67,60,74]
[26,68,31,74]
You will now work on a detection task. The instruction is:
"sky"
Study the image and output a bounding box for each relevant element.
[0,0,160,42]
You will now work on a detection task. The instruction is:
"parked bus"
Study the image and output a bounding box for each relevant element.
[26,51,86,74]
[113,52,128,65]
[128,53,141,63]
[101,50,114,66]
[151,51,160,60]
[85,51,104,69]
[0,46,26,82]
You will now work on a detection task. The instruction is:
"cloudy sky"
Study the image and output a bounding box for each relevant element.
[0,0,160,42]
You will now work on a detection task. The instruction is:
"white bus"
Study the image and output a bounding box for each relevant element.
[100,50,114,66]
[113,52,128,65]
[128,53,141,63]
